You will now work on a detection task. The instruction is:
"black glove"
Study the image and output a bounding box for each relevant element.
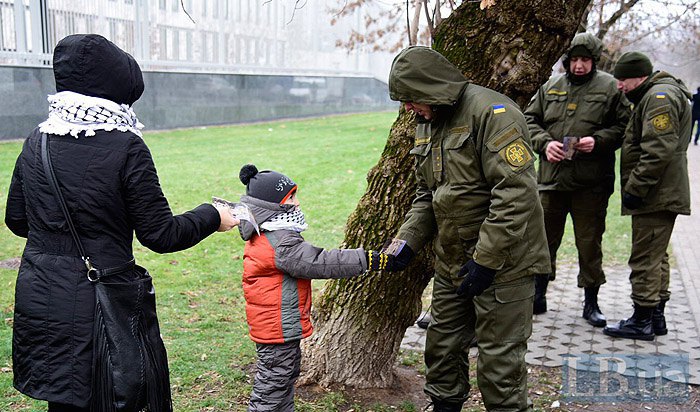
[456,260,497,297]
[392,244,414,271]
[622,191,644,210]
[366,244,414,272]
[367,251,395,271]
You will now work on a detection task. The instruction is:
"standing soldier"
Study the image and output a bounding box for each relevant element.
[382,46,550,411]
[524,33,631,323]
[603,52,691,340]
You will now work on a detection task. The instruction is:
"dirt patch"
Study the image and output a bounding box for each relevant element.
[297,366,428,409]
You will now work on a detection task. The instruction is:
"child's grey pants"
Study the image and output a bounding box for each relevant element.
[248,340,301,412]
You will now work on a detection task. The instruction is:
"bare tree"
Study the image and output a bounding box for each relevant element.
[330,0,699,78]
[301,0,591,389]
[581,0,700,72]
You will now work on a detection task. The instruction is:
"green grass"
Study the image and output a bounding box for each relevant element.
[0,111,633,410]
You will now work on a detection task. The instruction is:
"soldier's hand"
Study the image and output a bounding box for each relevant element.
[392,244,414,271]
[574,136,595,153]
[456,260,497,298]
[545,141,565,163]
[622,191,644,210]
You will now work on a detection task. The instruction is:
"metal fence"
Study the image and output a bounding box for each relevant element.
[0,0,373,76]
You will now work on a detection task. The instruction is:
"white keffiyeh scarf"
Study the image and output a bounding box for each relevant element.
[38,91,144,138]
[260,208,308,233]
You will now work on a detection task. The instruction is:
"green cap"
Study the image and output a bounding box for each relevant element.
[613,52,653,79]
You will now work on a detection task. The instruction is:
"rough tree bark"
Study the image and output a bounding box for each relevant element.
[301,0,591,389]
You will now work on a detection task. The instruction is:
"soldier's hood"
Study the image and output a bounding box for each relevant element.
[566,33,604,62]
[650,71,692,99]
[388,46,469,106]
[237,195,295,241]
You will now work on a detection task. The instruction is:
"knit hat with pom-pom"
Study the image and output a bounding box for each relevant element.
[239,164,298,204]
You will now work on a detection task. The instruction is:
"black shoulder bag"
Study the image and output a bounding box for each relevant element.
[41,133,173,412]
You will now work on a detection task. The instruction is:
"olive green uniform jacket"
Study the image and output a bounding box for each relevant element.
[389,47,550,284]
[525,70,631,192]
[621,71,692,216]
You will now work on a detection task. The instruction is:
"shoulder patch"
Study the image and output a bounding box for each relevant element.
[492,104,506,114]
[651,113,671,132]
[655,92,667,99]
[501,138,532,169]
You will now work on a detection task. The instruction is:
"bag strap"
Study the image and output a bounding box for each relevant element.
[40,133,98,280]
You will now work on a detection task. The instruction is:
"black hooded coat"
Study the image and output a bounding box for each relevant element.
[4,34,220,407]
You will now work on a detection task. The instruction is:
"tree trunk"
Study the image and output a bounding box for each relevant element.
[301,0,591,389]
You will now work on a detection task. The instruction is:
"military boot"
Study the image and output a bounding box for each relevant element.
[582,286,606,327]
[533,274,549,315]
[652,300,668,336]
[429,397,463,412]
[603,304,654,341]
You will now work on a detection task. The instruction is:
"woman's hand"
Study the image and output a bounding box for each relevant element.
[214,204,239,232]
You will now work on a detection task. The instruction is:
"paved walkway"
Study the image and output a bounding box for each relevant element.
[401,144,700,387]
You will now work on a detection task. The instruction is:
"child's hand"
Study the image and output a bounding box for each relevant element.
[367,251,394,271]
[366,243,415,271]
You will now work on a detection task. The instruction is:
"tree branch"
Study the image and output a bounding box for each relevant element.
[596,0,641,40]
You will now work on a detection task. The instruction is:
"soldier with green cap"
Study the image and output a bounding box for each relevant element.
[524,33,631,324]
[381,46,550,411]
[603,51,691,341]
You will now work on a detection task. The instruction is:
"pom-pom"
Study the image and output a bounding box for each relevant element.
[239,164,258,185]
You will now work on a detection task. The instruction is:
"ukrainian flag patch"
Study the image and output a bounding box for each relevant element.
[493,104,506,114]
[655,92,667,99]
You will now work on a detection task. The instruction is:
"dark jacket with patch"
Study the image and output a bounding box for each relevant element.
[4,34,220,407]
[238,196,367,344]
[388,46,550,285]
[620,71,691,216]
[524,34,631,193]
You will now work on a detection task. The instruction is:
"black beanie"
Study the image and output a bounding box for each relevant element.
[614,52,653,79]
[239,164,298,204]
[568,45,593,60]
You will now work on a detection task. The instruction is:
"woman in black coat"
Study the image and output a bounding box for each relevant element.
[4,34,237,411]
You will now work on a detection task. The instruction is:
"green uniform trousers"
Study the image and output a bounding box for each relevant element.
[540,188,611,287]
[424,273,534,411]
[629,211,677,307]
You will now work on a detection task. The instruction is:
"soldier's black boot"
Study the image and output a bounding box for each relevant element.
[429,397,463,412]
[652,300,668,336]
[603,304,655,341]
[533,274,549,315]
[582,286,606,327]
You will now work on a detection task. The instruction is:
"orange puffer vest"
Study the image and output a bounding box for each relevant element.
[242,232,312,344]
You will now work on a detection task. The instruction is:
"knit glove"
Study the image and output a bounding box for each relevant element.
[366,244,415,272]
[366,251,396,271]
[622,191,644,210]
[456,260,497,297]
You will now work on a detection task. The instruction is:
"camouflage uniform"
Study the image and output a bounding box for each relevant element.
[389,46,549,411]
